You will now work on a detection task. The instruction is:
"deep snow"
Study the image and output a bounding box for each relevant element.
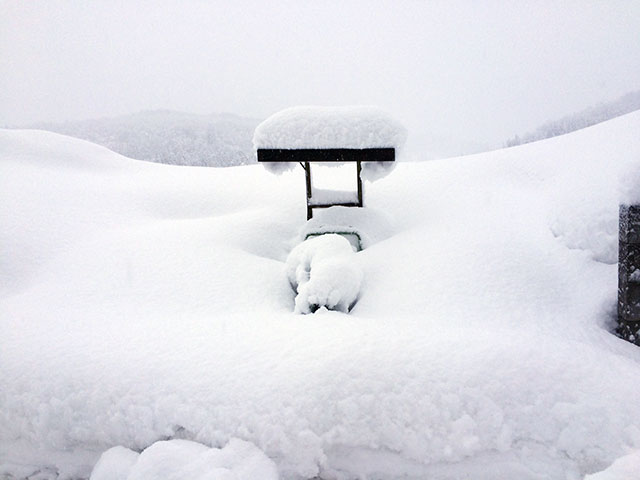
[252,106,407,151]
[286,234,363,314]
[1,111,640,479]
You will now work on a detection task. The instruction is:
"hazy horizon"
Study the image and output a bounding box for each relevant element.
[2,0,639,148]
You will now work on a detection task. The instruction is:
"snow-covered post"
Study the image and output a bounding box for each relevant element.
[618,204,640,345]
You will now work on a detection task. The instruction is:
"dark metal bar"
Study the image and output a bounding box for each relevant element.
[309,203,361,209]
[305,161,313,220]
[356,160,363,207]
[257,148,395,163]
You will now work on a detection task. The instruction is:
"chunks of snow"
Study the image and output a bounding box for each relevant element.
[253,105,406,180]
[286,233,363,313]
[360,157,397,182]
[90,439,278,480]
[260,159,297,175]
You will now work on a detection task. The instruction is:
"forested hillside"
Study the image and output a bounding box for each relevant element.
[30,110,259,167]
[506,90,640,147]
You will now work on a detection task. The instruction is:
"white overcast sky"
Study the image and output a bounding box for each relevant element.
[1,0,639,145]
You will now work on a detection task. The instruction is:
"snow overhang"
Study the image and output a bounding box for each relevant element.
[253,106,406,181]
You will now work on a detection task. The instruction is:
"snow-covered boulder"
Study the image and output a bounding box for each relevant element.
[286,233,363,313]
[253,105,407,179]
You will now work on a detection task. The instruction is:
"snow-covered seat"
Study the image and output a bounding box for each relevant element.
[254,106,406,219]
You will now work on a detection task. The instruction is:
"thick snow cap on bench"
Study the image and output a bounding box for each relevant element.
[253,106,407,181]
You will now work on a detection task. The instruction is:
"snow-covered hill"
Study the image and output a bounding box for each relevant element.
[24,110,259,167]
[19,109,493,166]
[1,112,640,479]
[505,90,640,147]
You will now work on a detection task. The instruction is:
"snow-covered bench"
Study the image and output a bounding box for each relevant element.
[255,106,406,313]
[254,106,406,219]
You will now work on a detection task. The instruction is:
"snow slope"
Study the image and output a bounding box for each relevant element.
[1,112,640,479]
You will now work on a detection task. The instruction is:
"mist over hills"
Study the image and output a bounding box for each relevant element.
[505,89,640,147]
[23,109,492,165]
[28,110,260,167]
[15,89,640,168]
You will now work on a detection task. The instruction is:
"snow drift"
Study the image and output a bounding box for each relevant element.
[1,111,640,480]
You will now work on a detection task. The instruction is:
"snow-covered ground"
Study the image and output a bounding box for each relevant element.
[1,111,640,479]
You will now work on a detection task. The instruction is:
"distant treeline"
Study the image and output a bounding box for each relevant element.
[30,110,260,167]
[505,90,640,147]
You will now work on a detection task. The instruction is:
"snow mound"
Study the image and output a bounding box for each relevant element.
[90,439,278,480]
[286,234,363,313]
[583,450,640,480]
[91,446,139,480]
[299,206,395,249]
[253,106,406,179]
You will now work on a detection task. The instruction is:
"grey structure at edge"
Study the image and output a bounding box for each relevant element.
[618,204,640,345]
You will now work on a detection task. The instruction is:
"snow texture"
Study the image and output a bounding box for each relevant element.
[90,439,278,480]
[286,234,363,314]
[253,106,407,150]
[619,159,640,206]
[308,188,358,206]
[583,450,640,480]
[2,111,640,480]
[299,205,395,250]
[258,157,297,175]
[253,106,406,180]
[90,446,139,480]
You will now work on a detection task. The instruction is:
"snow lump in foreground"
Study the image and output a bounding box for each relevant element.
[286,233,363,313]
[90,439,278,480]
[253,105,407,178]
